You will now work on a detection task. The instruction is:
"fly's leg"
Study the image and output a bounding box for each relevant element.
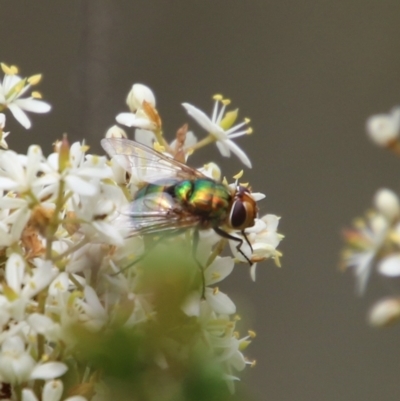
[213,227,253,266]
[192,228,206,300]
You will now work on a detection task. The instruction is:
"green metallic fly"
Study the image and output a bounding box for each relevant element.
[101,138,258,293]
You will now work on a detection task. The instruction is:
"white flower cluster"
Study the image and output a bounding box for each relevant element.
[0,63,283,399]
[343,107,400,326]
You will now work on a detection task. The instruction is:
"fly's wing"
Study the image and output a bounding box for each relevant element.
[115,191,201,237]
[101,138,206,184]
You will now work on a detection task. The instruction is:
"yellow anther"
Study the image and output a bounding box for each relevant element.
[28,74,42,85]
[222,177,228,185]
[244,117,251,124]
[31,91,42,99]
[233,314,241,321]
[81,145,90,153]
[240,182,249,187]
[211,272,221,280]
[213,287,219,295]
[246,127,253,135]
[250,360,257,367]
[1,63,18,75]
[248,330,256,338]
[233,170,243,180]
[213,94,223,101]
[233,331,240,339]
[274,252,282,268]
[222,98,231,106]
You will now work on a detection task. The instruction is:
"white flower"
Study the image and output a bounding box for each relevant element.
[126,83,156,112]
[182,95,252,168]
[378,253,400,277]
[0,145,45,193]
[0,63,51,129]
[229,214,283,281]
[0,113,9,149]
[198,162,221,181]
[366,106,400,146]
[368,297,400,327]
[22,381,86,401]
[116,84,159,130]
[374,188,400,220]
[181,257,236,316]
[0,336,35,384]
[343,213,389,294]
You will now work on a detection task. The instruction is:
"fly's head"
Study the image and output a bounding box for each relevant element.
[228,185,258,230]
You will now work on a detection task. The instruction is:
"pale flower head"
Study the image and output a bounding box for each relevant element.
[182,95,253,168]
[374,188,400,220]
[342,213,389,294]
[0,336,35,384]
[116,83,160,131]
[126,83,156,112]
[366,106,400,147]
[0,63,51,129]
[368,297,400,327]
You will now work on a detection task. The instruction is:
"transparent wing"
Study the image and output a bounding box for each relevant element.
[115,192,201,236]
[101,138,206,184]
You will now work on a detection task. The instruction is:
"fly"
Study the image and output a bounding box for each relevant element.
[101,138,258,297]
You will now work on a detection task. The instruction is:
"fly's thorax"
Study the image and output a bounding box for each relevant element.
[227,185,258,230]
[174,179,232,220]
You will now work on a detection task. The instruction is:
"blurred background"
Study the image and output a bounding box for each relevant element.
[2,1,400,400]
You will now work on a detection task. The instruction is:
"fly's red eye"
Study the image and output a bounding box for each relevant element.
[230,200,247,228]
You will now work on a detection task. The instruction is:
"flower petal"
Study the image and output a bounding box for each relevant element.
[8,103,31,129]
[30,362,68,380]
[378,254,400,277]
[15,98,51,113]
[223,140,252,168]
[205,288,236,314]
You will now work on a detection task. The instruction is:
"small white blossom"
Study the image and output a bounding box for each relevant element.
[343,213,389,294]
[182,95,252,167]
[378,254,400,277]
[366,106,400,146]
[368,297,400,327]
[0,336,35,384]
[374,188,400,220]
[0,63,51,129]
[126,83,156,112]
[116,84,159,130]
[230,214,283,281]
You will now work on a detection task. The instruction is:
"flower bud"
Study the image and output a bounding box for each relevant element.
[366,107,400,146]
[374,188,400,219]
[42,380,63,401]
[368,297,400,327]
[126,83,155,112]
[58,134,70,172]
[105,125,127,139]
